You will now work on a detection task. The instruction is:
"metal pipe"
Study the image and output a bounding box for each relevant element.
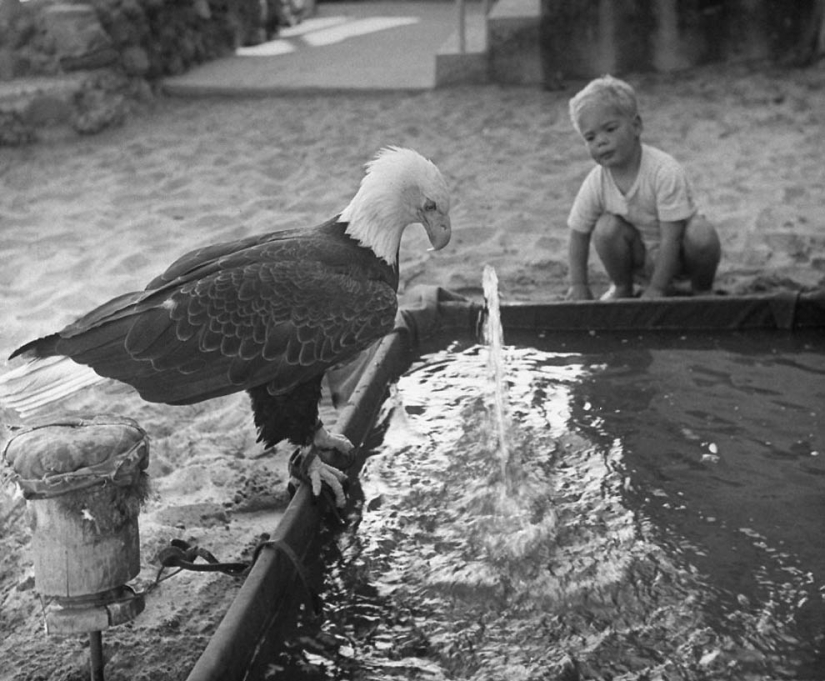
[89,630,104,681]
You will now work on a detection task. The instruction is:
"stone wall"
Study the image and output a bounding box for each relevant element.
[0,0,308,144]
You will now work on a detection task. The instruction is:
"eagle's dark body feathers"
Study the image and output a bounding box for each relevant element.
[12,219,398,447]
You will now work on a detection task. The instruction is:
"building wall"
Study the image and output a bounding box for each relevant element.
[539,0,819,81]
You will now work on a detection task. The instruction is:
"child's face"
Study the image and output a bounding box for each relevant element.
[576,100,642,170]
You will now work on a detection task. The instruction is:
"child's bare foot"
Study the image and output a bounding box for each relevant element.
[600,284,634,300]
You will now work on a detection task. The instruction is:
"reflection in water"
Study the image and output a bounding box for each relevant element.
[268,332,825,680]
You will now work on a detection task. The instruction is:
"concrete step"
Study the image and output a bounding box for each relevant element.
[487,0,541,85]
[435,0,543,88]
[435,14,488,87]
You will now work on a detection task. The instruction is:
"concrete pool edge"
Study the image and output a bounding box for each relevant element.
[184,286,825,681]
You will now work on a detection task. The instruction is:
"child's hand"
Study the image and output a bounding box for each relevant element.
[566,284,593,300]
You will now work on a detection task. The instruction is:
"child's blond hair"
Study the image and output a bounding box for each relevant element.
[568,75,639,135]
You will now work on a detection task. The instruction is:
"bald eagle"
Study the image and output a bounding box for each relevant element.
[3,147,451,503]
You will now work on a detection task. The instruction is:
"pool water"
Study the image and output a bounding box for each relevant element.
[261,329,825,681]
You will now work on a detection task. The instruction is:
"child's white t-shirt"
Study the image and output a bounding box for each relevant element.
[567,144,697,250]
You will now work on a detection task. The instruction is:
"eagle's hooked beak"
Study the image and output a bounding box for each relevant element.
[421,212,451,252]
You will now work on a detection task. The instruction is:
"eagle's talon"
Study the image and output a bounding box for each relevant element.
[307,454,348,508]
[312,424,356,470]
[289,447,349,508]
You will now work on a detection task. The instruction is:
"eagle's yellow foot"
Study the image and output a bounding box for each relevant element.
[289,424,353,508]
[312,424,353,455]
[302,451,348,508]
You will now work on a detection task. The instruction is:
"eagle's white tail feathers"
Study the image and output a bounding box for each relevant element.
[0,357,104,418]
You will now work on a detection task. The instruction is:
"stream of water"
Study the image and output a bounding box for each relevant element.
[481,264,511,492]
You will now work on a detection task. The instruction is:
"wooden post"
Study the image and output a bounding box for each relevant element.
[29,486,141,598]
[89,630,105,681]
[3,416,150,681]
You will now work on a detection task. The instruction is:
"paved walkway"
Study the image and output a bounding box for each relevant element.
[163,1,482,96]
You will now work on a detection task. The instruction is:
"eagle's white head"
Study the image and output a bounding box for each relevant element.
[340,147,451,265]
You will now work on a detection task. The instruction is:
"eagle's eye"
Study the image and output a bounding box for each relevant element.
[423,199,437,212]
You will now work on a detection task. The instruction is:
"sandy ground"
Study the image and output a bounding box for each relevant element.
[1,61,824,681]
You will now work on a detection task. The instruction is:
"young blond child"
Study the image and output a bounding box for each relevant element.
[565,75,721,300]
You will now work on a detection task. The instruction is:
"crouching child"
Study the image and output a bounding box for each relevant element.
[565,75,721,300]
